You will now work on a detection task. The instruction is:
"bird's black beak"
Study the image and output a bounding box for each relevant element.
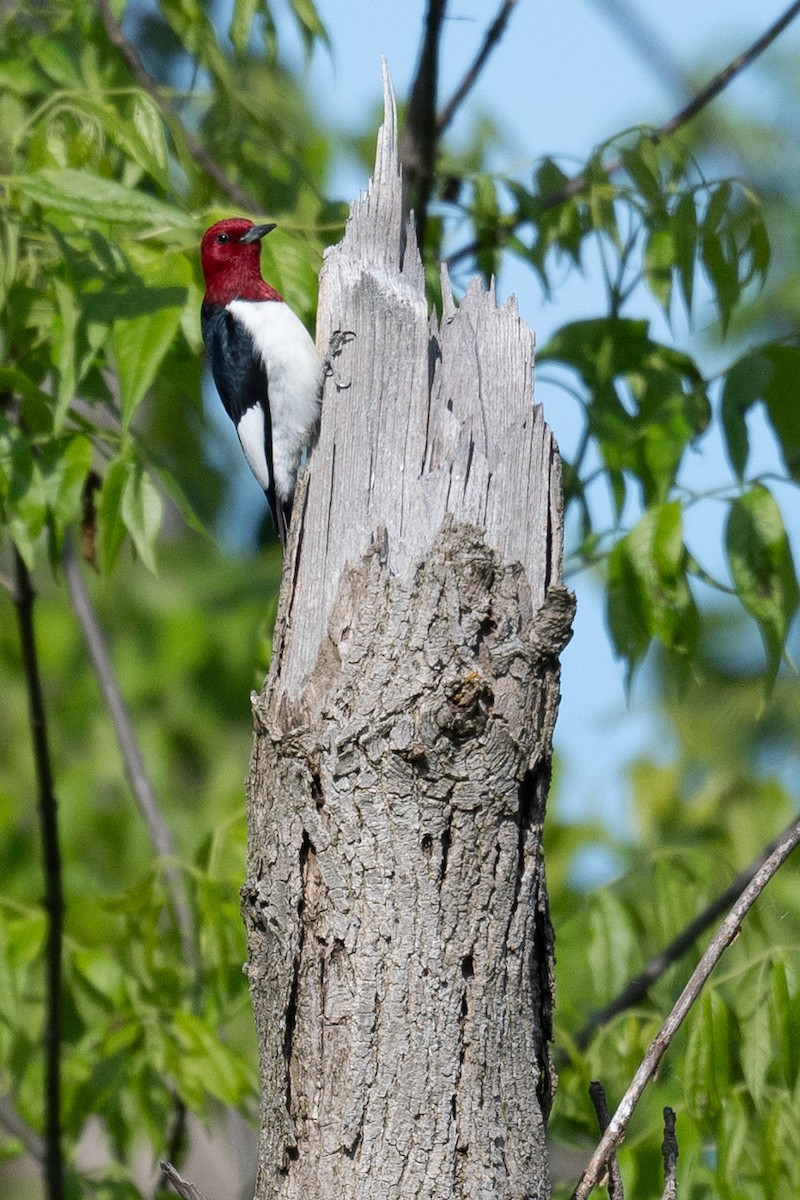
[239,223,277,244]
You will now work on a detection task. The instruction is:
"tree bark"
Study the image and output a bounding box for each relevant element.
[242,65,574,1200]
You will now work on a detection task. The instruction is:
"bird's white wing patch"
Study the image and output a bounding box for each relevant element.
[236,405,271,493]
[228,299,322,502]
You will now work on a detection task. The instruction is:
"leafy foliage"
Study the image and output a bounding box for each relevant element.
[548,637,800,1199]
[434,131,797,683]
[0,547,278,1193]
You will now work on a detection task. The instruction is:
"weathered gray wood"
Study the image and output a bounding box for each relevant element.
[242,63,574,1200]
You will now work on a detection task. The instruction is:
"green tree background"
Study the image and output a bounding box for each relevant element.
[0,2,798,1198]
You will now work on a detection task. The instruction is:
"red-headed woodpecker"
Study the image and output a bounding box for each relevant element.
[200,217,322,549]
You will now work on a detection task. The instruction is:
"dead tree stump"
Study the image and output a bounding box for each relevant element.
[242,66,574,1200]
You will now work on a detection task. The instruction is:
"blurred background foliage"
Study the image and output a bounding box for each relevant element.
[0,1,798,1198]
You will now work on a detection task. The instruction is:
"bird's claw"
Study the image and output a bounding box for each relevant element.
[323,329,356,390]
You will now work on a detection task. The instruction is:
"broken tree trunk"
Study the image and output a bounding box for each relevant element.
[242,66,574,1200]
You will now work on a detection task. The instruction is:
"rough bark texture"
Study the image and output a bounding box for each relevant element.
[242,66,574,1200]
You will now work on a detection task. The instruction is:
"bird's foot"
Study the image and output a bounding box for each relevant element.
[323,328,356,390]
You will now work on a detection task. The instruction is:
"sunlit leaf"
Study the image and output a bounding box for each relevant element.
[15,169,194,229]
[726,485,799,686]
[120,462,162,574]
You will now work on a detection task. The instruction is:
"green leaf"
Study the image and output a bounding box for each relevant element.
[672,190,697,312]
[587,890,639,1003]
[704,181,732,234]
[129,94,169,178]
[170,1010,253,1108]
[701,231,738,334]
[607,504,697,677]
[620,139,664,215]
[51,278,79,430]
[720,346,800,482]
[39,434,93,523]
[720,351,772,479]
[99,455,130,572]
[684,989,730,1122]
[29,33,83,87]
[737,957,773,1107]
[111,250,190,428]
[14,169,194,230]
[120,462,162,574]
[473,174,500,282]
[760,346,800,483]
[286,0,330,52]
[229,0,258,53]
[725,485,799,686]
[644,226,674,314]
[0,219,20,310]
[770,959,798,1091]
[0,422,46,567]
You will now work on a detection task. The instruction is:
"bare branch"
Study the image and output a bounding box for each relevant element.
[62,541,197,972]
[659,1107,679,1200]
[570,814,800,1200]
[160,1161,208,1200]
[447,0,800,268]
[588,1081,624,1200]
[437,1,518,135]
[12,548,64,1200]
[575,813,800,1049]
[93,0,258,212]
[659,0,800,140]
[0,1093,45,1162]
[400,0,448,246]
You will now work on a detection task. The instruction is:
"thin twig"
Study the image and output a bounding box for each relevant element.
[447,0,800,267]
[437,0,518,134]
[13,548,64,1200]
[62,541,197,973]
[570,815,800,1200]
[0,1093,46,1162]
[588,1081,624,1199]
[575,813,800,1049]
[160,1161,207,1200]
[93,0,258,212]
[660,1107,678,1200]
[659,0,800,139]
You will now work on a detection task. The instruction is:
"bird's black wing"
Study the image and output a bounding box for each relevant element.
[201,303,285,544]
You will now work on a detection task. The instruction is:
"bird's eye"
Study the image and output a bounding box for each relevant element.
[216,233,230,244]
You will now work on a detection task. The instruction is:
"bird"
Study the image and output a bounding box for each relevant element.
[199,217,322,549]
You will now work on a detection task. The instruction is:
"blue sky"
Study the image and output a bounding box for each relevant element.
[269,1,800,855]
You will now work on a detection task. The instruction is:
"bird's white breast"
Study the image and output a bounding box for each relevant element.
[227,299,322,502]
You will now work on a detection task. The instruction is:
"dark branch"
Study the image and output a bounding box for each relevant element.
[660,1107,678,1200]
[93,0,258,212]
[447,0,800,267]
[571,814,800,1200]
[575,813,800,1049]
[13,548,64,1200]
[437,0,518,135]
[62,542,197,972]
[400,0,448,247]
[588,1081,624,1200]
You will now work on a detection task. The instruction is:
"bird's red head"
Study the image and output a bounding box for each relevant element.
[200,218,282,305]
